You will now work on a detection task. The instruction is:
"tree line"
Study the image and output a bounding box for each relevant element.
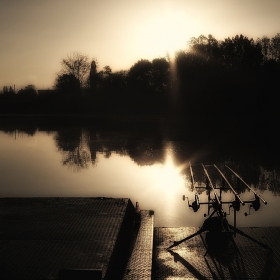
[1,33,279,141]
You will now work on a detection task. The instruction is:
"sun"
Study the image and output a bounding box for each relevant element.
[136,10,194,59]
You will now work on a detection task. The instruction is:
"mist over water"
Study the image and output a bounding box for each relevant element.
[0,118,279,227]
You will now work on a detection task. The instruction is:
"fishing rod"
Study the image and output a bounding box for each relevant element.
[170,162,270,249]
[225,165,267,205]
[201,163,222,212]
[214,165,245,206]
[189,161,196,191]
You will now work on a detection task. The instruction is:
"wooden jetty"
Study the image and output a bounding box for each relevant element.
[0,197,153,280]
[1,196,280,279]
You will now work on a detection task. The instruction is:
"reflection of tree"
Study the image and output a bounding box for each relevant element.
[127,138,165,166]
[258,167,280,196]
[54,127,166,170]
[1,122,280,196]
[55,129,93,171]
[55,128,81,152]
[88,131,128,161]
[88,132,165,165]
[51,127,280,194]
[61,145,91,171]
[2,128,37,137]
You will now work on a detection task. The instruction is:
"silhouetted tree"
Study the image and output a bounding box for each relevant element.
[175,50,210,95]
[151,58,171,93]
[188,35,209,57]
[220,35,263,70]
[60,52,92,89]
[270,33,280,62]
[97,67,128,94]
[17,85,37,98]
[187,34,221,62]
[2,86,8,94]
[9,86,15,94]
[109,70,128,90]
[2,86,15,95]
[127,59,153,92]
[88,60,98,94]
[257,36,271,62]
[97,66,112,91]
[103,65,112,76]
[55,73,80,95]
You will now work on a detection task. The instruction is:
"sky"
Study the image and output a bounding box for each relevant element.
[0,0,279,90]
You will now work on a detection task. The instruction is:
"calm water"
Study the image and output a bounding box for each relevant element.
[1,125,280,227]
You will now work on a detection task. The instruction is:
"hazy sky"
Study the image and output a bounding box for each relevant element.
[1,0,279,90]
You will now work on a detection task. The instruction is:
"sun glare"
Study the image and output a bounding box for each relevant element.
[137,10,193,58]
[153,146,185,195]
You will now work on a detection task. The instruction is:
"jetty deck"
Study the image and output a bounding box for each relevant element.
[0,197,138,280]
[1,197,280,279]
[153,226,280,279]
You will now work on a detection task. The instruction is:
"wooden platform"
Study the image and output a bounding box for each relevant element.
[0,197,136,280]
[123,210,154,280]
[153,226,280,279]
[2,197,280,279]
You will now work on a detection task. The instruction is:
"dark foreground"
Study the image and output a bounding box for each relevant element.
[1,198,279,279]
[153,227,279,279]
[0,198,137,280]
[0,197,153,280]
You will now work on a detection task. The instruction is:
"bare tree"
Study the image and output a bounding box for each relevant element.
[61,52,92,88]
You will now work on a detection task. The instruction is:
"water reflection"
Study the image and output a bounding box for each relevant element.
[56,129,92,171]
[52,127,280,198]
[55,128,166,169]
[2,126,280,197]
[0,123,280,227]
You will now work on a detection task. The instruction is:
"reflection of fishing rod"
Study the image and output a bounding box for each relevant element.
[214,165,245,206]
[225,165,267,205]
[201,164,222,211]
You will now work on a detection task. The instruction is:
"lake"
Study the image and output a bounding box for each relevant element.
[0,116,279,227]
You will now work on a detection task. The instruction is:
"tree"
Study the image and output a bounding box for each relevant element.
[270,33,280,62]
[2,86,9,94]
[8,86,15,94]
[220,35,263,70]
[185,35,222,66]
[109,70,128,91]
[55,73,80,95]
[97,66,113,91]
[103,66,112,76]
[127,59,153,92]
[17,84,37,98]
[151,58,171,93]
[60,52,92,89]
[188,34,208,47]
[88,60,98,94]
[257,36,271,61]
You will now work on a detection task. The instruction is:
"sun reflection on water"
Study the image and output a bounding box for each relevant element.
[1,130,279,227]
